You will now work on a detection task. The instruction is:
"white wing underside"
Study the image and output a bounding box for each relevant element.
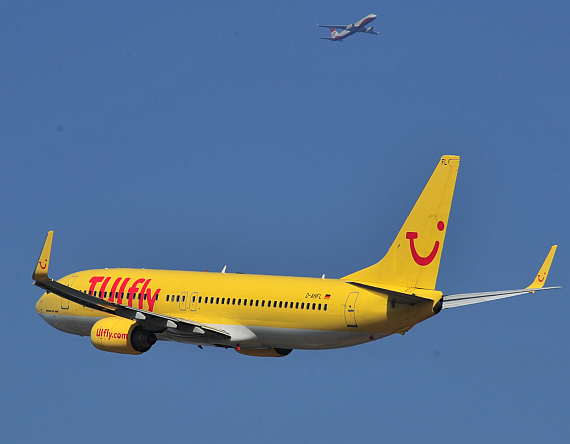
[442,286,560,309]
[317,25,348,29]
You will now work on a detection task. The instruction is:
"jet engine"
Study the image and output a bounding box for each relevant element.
[365,26,376,34]
[90,317,156,355]
[235,347,292,358]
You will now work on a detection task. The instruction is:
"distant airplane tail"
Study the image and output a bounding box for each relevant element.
[343,156,460,290]
[330,28,339,39]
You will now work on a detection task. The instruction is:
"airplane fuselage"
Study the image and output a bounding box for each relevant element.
[36,268,438,350]
[329,14,377,40]
[34,156,557,358]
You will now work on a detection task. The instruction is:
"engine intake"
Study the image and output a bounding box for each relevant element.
[90,317,156,355]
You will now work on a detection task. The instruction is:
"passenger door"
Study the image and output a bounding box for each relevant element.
[344,292,359,327]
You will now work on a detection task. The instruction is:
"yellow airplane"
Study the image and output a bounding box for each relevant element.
[33,155,560,357]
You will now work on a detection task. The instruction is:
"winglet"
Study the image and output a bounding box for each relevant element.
[33,231,54,282]
[527,245,557,289]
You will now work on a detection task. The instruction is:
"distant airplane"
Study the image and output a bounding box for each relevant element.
[33,156,560,357]
[318,13,379,41]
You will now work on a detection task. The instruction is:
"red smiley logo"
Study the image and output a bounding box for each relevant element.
[537,273,546,283]
[406,221,445,266]
[38,260,47,270]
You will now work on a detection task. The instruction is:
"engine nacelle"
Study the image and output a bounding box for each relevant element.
[366,26,375,33]
[235,347,292,358]
[90,317,156,355]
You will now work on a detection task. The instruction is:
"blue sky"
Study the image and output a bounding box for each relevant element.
[1,2,569,443]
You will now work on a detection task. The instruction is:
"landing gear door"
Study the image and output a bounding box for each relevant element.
[344,292,359,327]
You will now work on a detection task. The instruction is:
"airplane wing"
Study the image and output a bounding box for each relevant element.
[33,231,231,339]
[357,28,379,35]
[317,24,348,29]
[442,245,560,309]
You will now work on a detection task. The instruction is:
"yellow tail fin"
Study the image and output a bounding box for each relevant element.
[343,156,460,290]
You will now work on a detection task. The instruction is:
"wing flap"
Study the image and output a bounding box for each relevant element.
[35,278,230,337]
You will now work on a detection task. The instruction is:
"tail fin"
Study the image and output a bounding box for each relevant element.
[330,28,338,38]
[343,156,460,290]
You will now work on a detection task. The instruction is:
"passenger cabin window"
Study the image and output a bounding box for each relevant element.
[176,295,180,302]
[255,300,259,307]
[324,304,327,311]
[166,295,170,301]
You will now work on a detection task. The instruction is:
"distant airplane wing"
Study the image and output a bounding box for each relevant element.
[33,231,231,339]
[442,245,560,308]
[317,24,348,29]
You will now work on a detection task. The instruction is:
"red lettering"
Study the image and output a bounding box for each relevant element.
[108,277,122,303]
[139,279,151,309]
[90,275,160,311]
[147,288,160,312]
[99,277,111,299]
[127,279,145,307]
[88,276,105,295]
[117,278,130,304]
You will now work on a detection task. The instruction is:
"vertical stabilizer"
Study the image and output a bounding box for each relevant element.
[342,156,460,290]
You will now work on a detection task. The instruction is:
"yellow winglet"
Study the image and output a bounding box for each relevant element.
[527,245,557,289]
[33,231,54,282]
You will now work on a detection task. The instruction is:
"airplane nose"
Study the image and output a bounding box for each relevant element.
[35,294,44,313]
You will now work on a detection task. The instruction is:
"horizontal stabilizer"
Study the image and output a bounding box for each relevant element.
[345,281,437,305]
